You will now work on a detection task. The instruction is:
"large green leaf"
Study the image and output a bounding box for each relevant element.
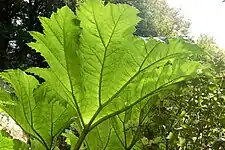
[27,6,81,110]
[75,0,201,124]
[27,5,83,132]
[0,70,75,149]
[0,69,39,133]
[74,0,141,123]
[25,0,203,149]
[27,0,201,124]
[85,119,112,149]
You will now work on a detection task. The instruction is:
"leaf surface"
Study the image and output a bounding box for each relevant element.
[0,132,14,150]
[0,70,75,149]
[74,1,201,124]
[27,6,81,109]
[23,1,204,149]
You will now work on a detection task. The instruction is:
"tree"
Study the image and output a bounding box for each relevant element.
[0,0,191,70]
[0,0,78,71]
[196,34,225,74]
[108,0,191,37]
[197,34,219,52]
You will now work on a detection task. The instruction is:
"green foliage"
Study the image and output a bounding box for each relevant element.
[62,129,78,149]
[174,78,225,149]
[137,76,225,149]
[124,35,225,149]
[13,139,30,150]
[109,0,191,37]
[0,0,203,149]
[0,130,29,150]
[196,34,225,74]
[0,132,14,150]
[197,34,219,52]
[0,70,75,150]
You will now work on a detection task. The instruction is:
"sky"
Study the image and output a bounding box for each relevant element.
[167,0,225,49]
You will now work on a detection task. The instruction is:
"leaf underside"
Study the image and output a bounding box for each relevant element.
[0,70,75,149]
[0,0,203,149]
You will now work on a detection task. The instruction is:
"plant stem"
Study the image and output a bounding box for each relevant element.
[73,125,89,150]
[73,106,103,150]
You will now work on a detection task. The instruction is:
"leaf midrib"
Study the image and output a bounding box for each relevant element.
[92,5,126,106]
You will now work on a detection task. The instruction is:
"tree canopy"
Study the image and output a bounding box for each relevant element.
[109,0,191,37]
[0,0,77,71]
[0,0,191,71]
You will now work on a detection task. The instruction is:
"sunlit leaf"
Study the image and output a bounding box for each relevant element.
[0,70,75,149]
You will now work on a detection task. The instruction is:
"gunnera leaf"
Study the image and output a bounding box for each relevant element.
[25,0,203,149]
[0,70,75,149]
